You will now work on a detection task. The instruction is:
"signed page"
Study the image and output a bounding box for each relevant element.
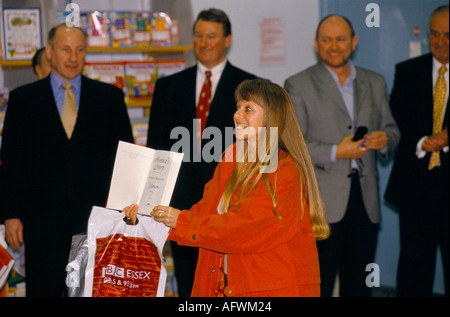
[106,141,183,215]
[138,150,183,215]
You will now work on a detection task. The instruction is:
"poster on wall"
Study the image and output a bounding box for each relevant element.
[1,8,41,61]
[259,17,286,67]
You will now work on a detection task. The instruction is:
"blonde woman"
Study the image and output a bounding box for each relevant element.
[124,79,329,297]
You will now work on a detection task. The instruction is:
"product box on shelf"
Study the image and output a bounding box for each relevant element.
[80,11,110,47]
[84,61,126,93]
[57,10,179,48]
[109,12,133,48]
[151,12,173,47]
[125,59,185,100]
[124,61,154,99]
[130,12,152,47]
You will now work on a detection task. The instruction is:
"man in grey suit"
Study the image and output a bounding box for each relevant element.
[284,15,399,297]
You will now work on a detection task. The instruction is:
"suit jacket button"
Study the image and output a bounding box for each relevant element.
[192,235,197,240]
[226,289,232,295]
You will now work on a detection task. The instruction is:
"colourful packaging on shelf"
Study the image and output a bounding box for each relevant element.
[125,61,154,98]
[125,59,185,99]
[84,61,126,93]
[130,12,152,47]
[80,11,110,47]
[109,12,133,47]
[151,12,173,46]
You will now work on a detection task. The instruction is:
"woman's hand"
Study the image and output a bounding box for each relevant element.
[150,205,181,229]
[122,204,139,225]
[122,204,181,228]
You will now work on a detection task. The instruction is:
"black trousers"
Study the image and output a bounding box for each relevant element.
[24,230,72,297]
[396,167,449,297]
[170,241,198,297]
[317,170,379,297]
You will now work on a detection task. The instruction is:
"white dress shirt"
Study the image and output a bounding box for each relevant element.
[196,59,227,105]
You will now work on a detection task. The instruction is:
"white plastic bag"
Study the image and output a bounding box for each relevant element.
[66,233,88,297]
[83,206,169,297]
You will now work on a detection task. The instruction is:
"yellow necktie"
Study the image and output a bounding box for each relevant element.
[61,82,77,139]
[429,65,447,170]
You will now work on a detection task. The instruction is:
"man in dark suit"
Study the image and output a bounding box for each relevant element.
[0,23,133,296]
[147,8,256,296]
[385,5,449,297]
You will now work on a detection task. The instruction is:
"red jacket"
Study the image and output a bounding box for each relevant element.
[169,150,320,297]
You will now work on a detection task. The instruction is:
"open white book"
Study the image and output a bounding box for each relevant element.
[106,141,184,216]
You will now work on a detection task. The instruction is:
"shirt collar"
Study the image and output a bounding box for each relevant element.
[324,60,356,86]
[197,59,227,77]
[348,60,356,80]
[50,71,82,92]
[432,56,449,73]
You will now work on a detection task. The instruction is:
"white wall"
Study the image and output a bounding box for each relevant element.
[191,0,319,85]
[1,0,319,88]
[68,0,151,11]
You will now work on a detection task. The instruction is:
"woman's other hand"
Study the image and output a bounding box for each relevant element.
[122,204,139,225]
[151,205,181,229]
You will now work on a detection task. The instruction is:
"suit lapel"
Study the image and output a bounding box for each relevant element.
[444,99,449,129]
[187,67,197,109]
[212,61,233,103]
[74,76,91,140]
[420,55,434,133]
[39,77,69,140]
[353,67,368,123]
[183,66,197,119]
[313,63,351,121]
[206,62,235,129]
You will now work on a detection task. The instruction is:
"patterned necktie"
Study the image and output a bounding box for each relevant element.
[61,82,77,139]
[429,65,447,170]
[197,70,212,139]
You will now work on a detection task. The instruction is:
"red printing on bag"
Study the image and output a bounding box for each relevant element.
[92,234,161,297]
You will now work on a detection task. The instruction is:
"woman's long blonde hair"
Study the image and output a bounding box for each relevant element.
[221,79,329,240]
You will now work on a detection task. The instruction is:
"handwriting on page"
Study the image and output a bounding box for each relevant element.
[139,155,172,213]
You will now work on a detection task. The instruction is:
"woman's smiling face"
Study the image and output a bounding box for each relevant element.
[233,100,265,140]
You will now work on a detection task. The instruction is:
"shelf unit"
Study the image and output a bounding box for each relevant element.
[86,45,192,55]
[0,60,32,70]
[0,45,192,68]
[0,45,192,109]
